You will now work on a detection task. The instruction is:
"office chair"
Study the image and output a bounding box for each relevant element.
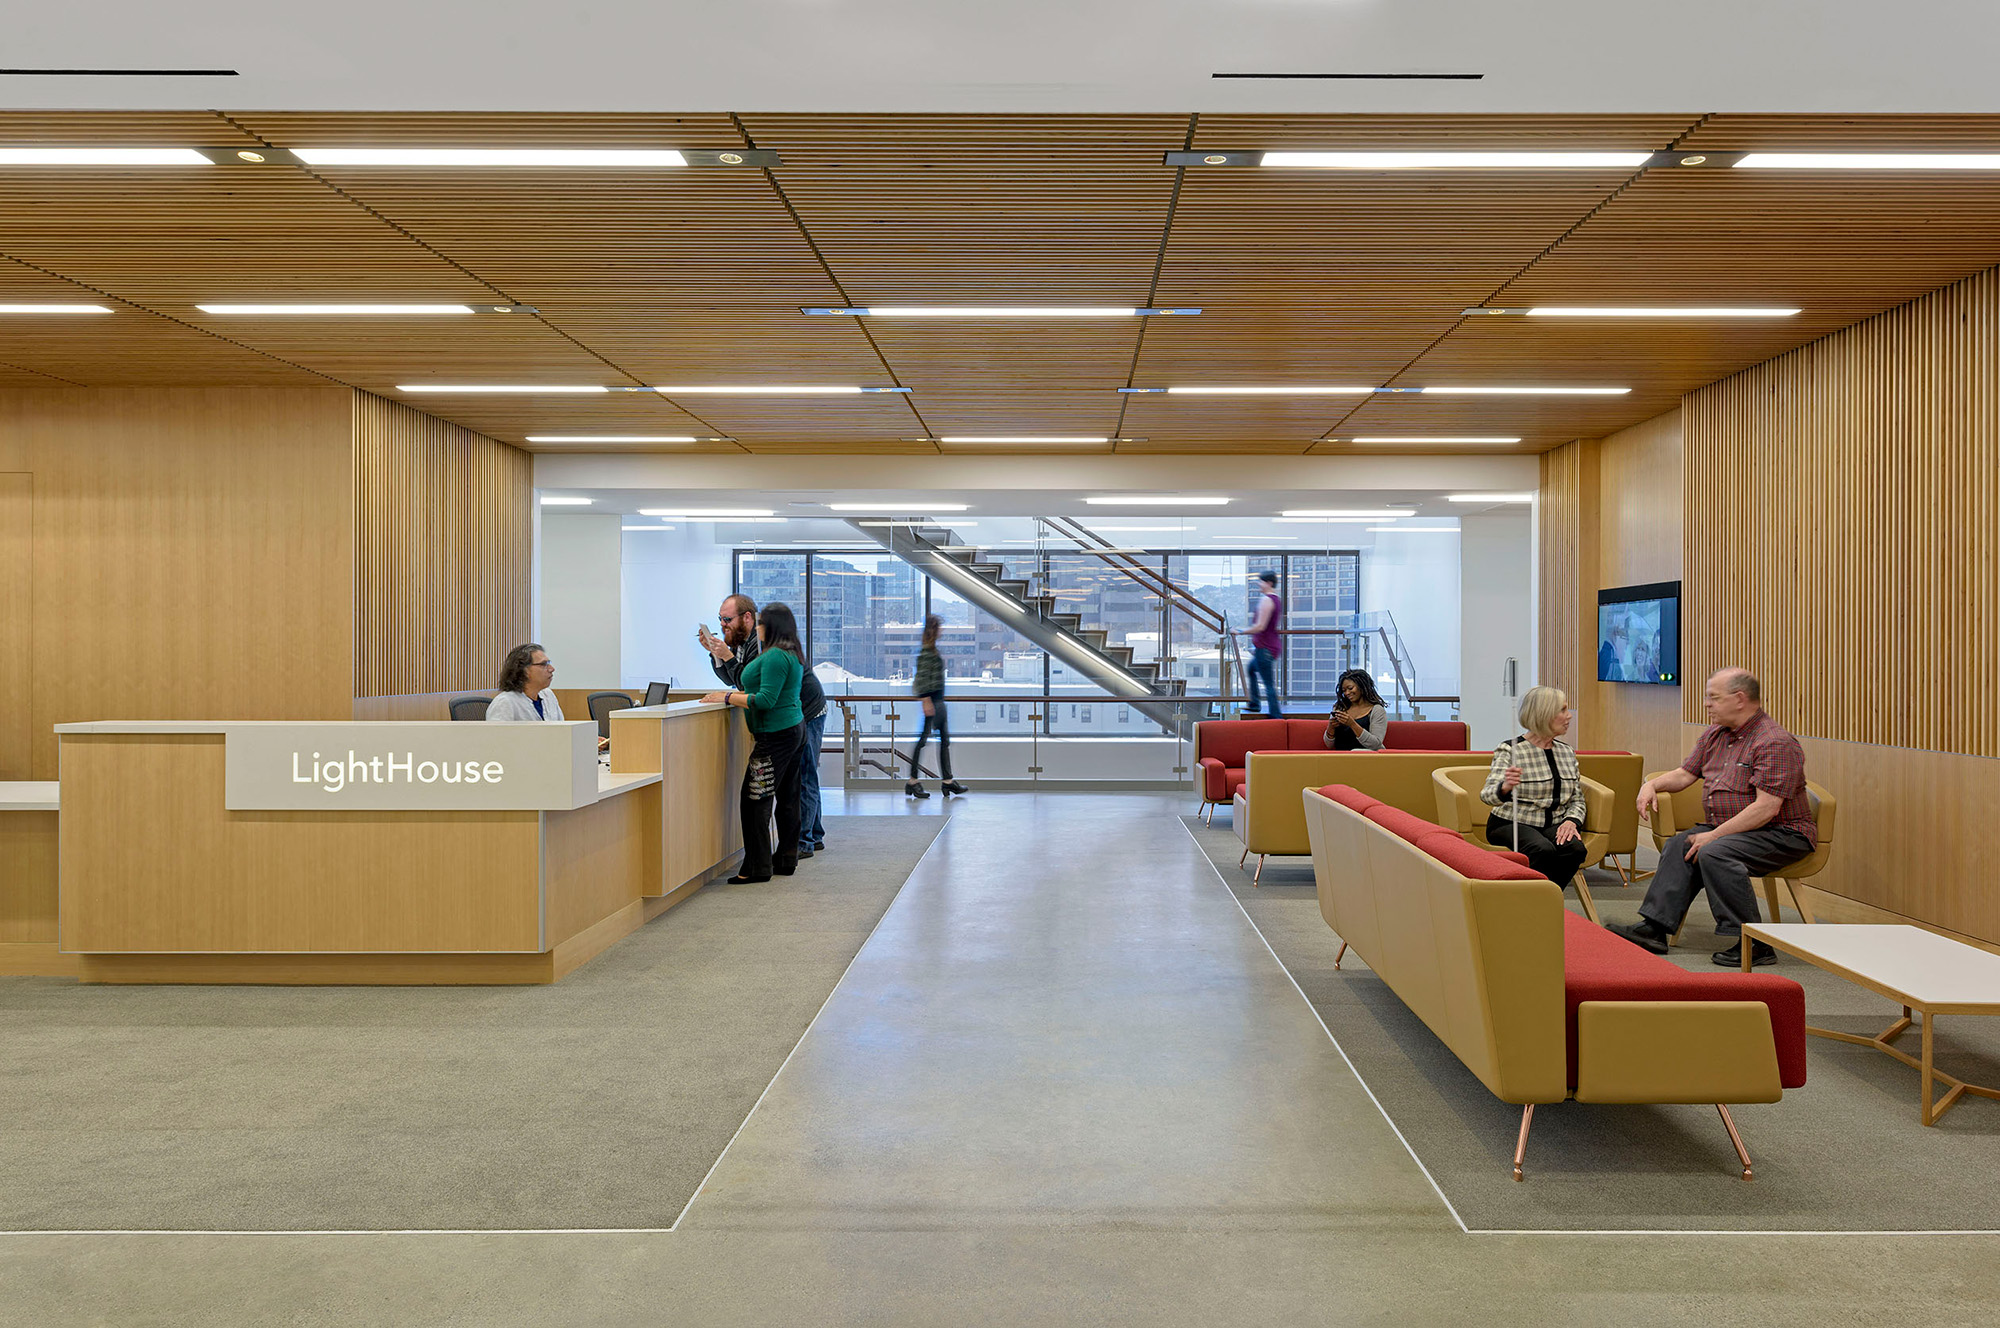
[448,695,490,722]
[586,691,636,741]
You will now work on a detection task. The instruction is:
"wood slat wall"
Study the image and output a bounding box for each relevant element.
[0,387,356,779]
[1684,263,2000,755]
[354,392,532,698]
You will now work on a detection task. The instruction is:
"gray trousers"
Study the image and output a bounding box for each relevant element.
[1638,823,1815,932]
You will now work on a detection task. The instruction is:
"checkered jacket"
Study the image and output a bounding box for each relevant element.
[1480,735,1587,830]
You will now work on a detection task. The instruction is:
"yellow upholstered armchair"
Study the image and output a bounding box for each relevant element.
[1432,765,1613,924]
[1648,773,1834,937]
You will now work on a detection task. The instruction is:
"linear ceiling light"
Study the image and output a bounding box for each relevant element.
[1281,508,1416,518]
[1447,493,1534,503]
[856,520,979,527]
[1735,153,2000,170]
[398,384,608,394]
[936,436,1110,444]
[1261,151,1650,169]
[622,524,677,531]
[1157,385,1373,395]
[801,306,1199,317]
[637,508,777,518]
[0,303,112,313]
[538,496,592,506]
[1368,526,1459,533]
[525,435,705,443]
[1083,496,1230,506]
[1466,306,1799,318]
[1348,436,1522,444]
[0,147,209,165]
[653,384,910,395]
[293,148,688,167]
[198,303,475,315]
[826,503,972,512]
[1084,525,1190,531]
[1216,535,1296,540]
[1418,385,1629,395]
[1271,517,1380,524]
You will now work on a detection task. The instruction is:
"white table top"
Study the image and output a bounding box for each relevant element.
[0,781,60,811]
[594,767,661,801]
[1747,923,2000,1012]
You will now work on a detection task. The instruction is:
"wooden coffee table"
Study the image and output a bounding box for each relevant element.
[1744,923,2000,1125]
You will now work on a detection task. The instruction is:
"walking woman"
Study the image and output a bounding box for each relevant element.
[906,614,968,799]
[703,602,807,882]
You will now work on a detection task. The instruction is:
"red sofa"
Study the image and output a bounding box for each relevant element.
[1305,781,1806,1179]
[1194,717,1472,817]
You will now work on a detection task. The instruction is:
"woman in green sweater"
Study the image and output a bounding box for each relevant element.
[906,614,968,799]
[703,602,806,882]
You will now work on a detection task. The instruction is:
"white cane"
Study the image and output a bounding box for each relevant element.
[1510,743,1521,855]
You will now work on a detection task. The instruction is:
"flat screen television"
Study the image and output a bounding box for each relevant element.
[1596,582,1680,685]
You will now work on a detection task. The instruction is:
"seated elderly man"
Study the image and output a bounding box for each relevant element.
[1611,668,1816,967]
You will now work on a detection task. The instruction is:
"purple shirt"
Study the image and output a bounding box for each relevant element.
[1252,592,1284,655]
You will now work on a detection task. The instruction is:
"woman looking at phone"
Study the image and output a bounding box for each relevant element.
[1323,669,1389,751]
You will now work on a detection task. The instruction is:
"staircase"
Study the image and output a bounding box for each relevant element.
[848,519,1192,733]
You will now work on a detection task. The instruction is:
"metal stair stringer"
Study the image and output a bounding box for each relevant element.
[846,519,1189,734]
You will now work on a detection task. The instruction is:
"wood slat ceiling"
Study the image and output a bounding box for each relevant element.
[0,110,1999,454]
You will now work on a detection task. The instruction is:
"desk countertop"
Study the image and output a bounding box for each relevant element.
[0,781,59,812]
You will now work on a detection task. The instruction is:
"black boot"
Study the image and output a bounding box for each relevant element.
[941,780,968,796]
[906,781,930,799]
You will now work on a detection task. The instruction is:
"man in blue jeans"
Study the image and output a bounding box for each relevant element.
[1234,570,1285,718]
[795,664,828,858]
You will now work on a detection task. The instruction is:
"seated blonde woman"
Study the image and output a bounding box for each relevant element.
[1479,685,1588,886]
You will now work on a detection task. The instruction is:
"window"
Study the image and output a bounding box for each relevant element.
[975,704,988,724]
[1080,705,1092,723]
[1007,704,1020,724]
[870,704,882,716]
[1118,706,1129,724]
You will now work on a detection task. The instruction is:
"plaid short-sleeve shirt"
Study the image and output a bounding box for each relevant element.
[1680,710,1816,845]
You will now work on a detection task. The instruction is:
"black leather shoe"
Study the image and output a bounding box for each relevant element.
[941,781,968,796]
[773,859,797,876]
[727,873,771,885]
[1610,921,1670,955]
[796,848,815,860]
[906,782,931,799]
[1713,941,1777,967]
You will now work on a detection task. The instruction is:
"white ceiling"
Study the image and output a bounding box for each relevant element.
[9,0,2000,113]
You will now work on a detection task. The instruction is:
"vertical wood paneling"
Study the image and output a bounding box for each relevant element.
[0,474,29,779]
[1685,265,2000,758]
[353,392,532,698]
[1681,263,2000,942]
[1537,439,1585,703]
[3,387,355,779]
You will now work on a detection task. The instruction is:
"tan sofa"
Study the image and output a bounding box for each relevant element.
[1303,782,1807,1180]
[1231,749,1644,884]
[1231,751,1488,883]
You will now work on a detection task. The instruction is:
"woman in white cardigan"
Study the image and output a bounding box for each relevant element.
[486,643,564,722]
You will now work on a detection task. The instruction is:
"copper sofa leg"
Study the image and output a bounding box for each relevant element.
[1240,845,1250,866]
[1253,855,1266,886]
[1512,1104,1535,1181]
[1334,941,1348,970]
[1716,1104,1753,1180]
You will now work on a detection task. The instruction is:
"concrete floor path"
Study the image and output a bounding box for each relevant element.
[7,791,2000,1326]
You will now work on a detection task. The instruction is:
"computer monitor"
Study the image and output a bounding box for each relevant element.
[643,681,670,707]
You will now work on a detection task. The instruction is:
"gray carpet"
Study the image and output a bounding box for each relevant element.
[1185,814,2000,1232]
[0,812,947,1232]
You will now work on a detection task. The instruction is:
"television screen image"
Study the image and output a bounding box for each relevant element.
[1596,582,1680,685]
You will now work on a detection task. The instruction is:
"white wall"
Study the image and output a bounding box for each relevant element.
[1359,531,1461,702]
[621,525,735,692]
[538,513,624,688]
[1458,510,1534,750]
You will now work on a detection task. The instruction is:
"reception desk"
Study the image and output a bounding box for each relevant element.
[1,782,66,977]
[50,703,748,984]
